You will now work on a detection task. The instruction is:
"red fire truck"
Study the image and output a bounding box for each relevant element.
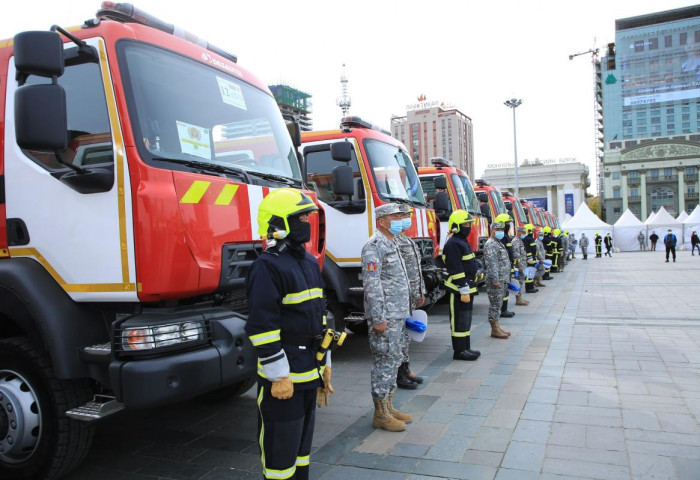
[301,117,443,333]
[501,191,529,233]
[0,3,324,479]
[474,179,509,234]
[519,199,545,237]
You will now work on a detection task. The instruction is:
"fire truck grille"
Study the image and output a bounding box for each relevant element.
[219,243,263,292]
[413,238,435,263]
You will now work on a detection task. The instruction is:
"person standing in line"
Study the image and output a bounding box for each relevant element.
[579,233,589,260]
[442,210,481,360]
[394,205,425,389]
[484,222,511,339]
[594,232,603,258]
[559,229,568,270]
[664,229,677,263]
[691,231,700,256]
[495,214,516,318]
[650,231,659,251]
[638,230,646,251]
[245,189,329,480]
[534,228,548,287]
[362,203,413,432]
[604,233,613,257]
[568,232,577,259]
[512,225,531,305]
[523,224,540,292]
[542,226,555,278]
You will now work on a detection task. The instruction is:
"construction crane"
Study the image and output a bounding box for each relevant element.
[570,47,604,201]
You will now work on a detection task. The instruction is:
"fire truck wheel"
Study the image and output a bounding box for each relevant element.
[198,376,257,402]
[0,337,95,480]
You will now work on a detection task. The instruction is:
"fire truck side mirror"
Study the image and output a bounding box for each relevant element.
[286,121,301,148]
[433,191,451,219]
[433,175,448,190]
[330,141,353,162]
[15,84,68,152]
[14,31,65,82]
[505,202,513,211]
[331,164,354,196]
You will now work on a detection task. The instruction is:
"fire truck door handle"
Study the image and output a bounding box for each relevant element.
[7,218,30,246]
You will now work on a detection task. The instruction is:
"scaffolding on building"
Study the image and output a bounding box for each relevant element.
[269,84,313,131]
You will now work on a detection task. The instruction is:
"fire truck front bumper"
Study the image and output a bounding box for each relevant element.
[108,308,257,409]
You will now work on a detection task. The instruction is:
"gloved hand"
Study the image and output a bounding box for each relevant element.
[317,367,334,408]
[271,377,293,400]
[460,293,471,303]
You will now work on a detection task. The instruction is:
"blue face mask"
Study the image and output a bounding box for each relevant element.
[402,218,412,231]
[495,231,505,240]
[388,220,403,235]
[520,234,526,239]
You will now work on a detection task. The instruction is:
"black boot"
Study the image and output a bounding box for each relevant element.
[453,350,479,361]
[465,336,480,358]
[396,364,418,389]
[501,299,515,317]
[401,361,423,384]
[525,283,539,293]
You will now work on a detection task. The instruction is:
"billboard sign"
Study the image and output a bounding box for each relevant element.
[527,197,547,210]
[565,193,574,216]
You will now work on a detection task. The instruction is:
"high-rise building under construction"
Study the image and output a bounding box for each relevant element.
[269,84,313,131]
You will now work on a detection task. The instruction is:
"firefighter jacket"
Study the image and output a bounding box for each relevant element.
[595,235,603,248]
[544,234,557,255]
[523,233,537,264]
[245,244,327,390]
[362,231,411,325]
[442,234,478,295]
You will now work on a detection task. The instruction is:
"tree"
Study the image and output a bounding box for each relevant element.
[587,197,602,219]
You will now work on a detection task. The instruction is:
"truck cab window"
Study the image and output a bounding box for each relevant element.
[305,147,365,213]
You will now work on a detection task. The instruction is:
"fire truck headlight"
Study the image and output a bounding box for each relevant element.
[122,321,206,352]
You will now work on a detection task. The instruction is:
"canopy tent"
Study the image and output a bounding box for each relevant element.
[677,211,689,222]
[561,202,612,247]
[644,211,657,224]
[683,205,700,249]
[613,209,646,251]
[646,206,684,249]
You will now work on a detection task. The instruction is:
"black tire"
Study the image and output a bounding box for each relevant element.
[0,337,95,480]
[197,376,257,402]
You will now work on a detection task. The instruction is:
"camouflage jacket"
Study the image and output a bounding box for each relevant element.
[511,235,527,270]
[535,237,546,261]
[395,233,426,306]
[484,237,511,284]
[561,236,569,252]
[362,231,411,324]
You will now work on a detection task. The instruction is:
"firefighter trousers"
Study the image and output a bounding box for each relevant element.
[449,292,473,352]
[257,382,316,480]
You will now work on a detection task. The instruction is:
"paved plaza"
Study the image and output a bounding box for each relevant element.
[65,249,700,480]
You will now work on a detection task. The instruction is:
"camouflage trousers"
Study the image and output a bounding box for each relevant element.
[368,318,404,399]
[535,263,545,280]
[517,270,526,294]
[401,329,410,364]
[486,284,506,321]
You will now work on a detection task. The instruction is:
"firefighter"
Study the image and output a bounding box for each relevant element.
[604,233,613,257]
[523,224,540,292]
[553,229,564,272]
[495,213,515,319]
[443,210,481,360]
[542,226,555,278]
[595,232,603,258]
[245,188,330,480]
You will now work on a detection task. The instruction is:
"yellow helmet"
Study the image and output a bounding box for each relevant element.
[448,209,474,233]
[553,228,561,236]
[495,213,511,224]
[542,226,552,234]
[564,230,569,235]
[257,188,318,239]
[525,223,534,233]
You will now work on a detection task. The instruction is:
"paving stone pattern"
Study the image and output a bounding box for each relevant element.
[64,250,700,479]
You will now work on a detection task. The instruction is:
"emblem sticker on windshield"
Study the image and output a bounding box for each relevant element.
[216,76,247,110]
[177,121,212,160]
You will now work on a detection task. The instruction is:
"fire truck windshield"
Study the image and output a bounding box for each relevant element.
[364,139,426,206]
[118,41,301,183]
[453,174,480,214]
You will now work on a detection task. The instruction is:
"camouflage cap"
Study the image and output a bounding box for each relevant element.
[398,204,412,214]
[375,203,403,218]
[517,225,526,231]
[491,221,505,230]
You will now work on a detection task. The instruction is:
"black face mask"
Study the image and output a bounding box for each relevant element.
[288,216,311,244]
[456,226,471,238]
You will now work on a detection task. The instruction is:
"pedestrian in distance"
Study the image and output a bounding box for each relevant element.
[594,232,603,258]
[604,233,613,257]
[579,233,589,260]
[650,231,659,251]
[691,231,700,256]
[511,225,531,306]
[245,189,331,480]
[483,221,512,339]
[362,203,413,432]
[394,204,425,389]
[442,210,481,360]
[638,230,646,251]
[664,229,677,263]
[568,232,577,259]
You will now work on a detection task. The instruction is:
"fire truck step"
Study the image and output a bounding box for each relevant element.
[345,315,365,322]
[346,287,364,295]
[79,343,112,363]
[66,395,124,422]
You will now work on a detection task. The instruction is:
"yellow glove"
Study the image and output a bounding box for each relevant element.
[460,293,471,303]
[317,367,334,408]
[271,377,293,400]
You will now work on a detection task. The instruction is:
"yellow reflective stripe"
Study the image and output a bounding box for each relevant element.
[264,465,297,479]
[469,286,477,293]
[296,455,310,466]
[448,272,466,280]
[449,293,455,333]
[462,253,475,260]
[452,331,470,337]
[257,363,325,383]
[214,184,239,205]
[282,288,323,305]
[444,281,458,291]
[249,329,281,346]
[180,180,211,203]
[441,254,446,263]
[258,386,266,472]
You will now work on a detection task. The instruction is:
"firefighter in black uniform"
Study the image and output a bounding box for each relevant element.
[245,188,332,480]
[523,224,539,292]
[543,227,556,274]
[443,210,481,361]
[595,232,603,258]
[495,213,515,320]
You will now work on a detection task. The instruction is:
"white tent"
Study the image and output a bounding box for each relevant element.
[677,210,689,222]
[683,205,700,249]
[561,202,613,251]
[613,209,646,251]
[644,211,657,225]
[646,206,684,249]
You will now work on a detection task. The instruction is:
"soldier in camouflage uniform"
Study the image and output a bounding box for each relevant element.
[511,225,529,306]
[533,228,547,288]
[483,222,511,339]
[395,204,426,389]
[559,230,568,271]
[362,203,412,432]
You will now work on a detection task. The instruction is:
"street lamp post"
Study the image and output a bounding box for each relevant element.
[504,98,523,197]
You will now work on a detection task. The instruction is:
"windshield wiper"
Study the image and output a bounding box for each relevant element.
[383,195,427,208]
[151,156,251,183]
[246,170,300,187]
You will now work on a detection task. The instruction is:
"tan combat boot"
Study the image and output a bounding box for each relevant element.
[496,320,511,337]
[535,277,546,287]
[387,392,412,424]
[490,320,508,339]
[515,295,529,306]
[372,397,406,432]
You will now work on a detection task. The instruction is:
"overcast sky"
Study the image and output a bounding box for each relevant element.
[2,1,696,187]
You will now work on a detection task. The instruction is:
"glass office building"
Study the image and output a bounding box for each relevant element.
[602,5,700,222]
